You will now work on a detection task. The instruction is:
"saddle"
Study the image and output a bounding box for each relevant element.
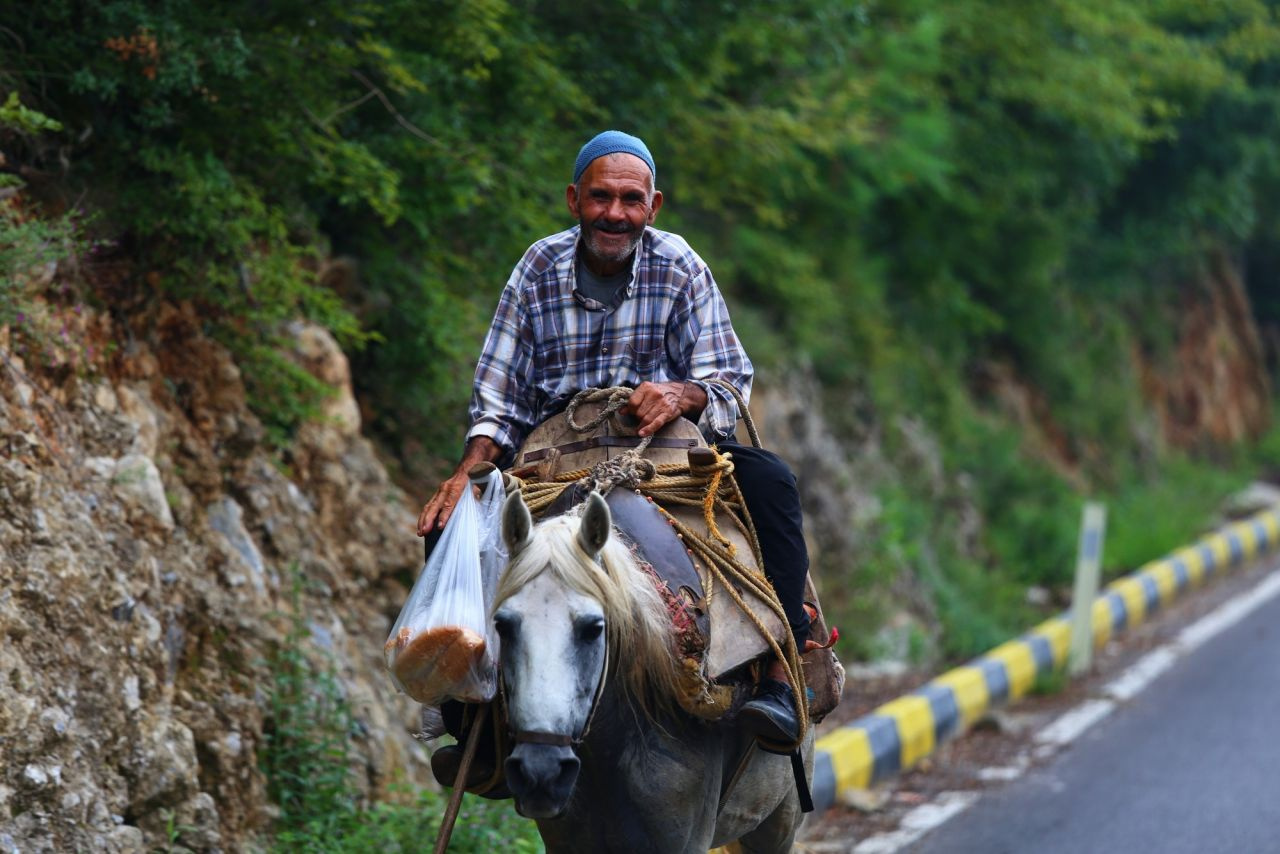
[513,401,844,724]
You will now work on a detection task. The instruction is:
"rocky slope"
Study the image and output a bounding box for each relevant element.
[0,301,425,852]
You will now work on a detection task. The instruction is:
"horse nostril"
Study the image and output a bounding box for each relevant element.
[557,755,580,786]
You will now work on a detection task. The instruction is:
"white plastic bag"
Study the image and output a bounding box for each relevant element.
[384,469,507,704]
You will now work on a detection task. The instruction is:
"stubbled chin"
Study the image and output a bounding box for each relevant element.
[586,233,636,264]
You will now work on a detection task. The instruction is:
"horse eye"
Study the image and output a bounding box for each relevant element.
[494,611,519,641]
[576,617,604,643]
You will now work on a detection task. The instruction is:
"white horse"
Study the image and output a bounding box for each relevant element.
[493,490,812,854]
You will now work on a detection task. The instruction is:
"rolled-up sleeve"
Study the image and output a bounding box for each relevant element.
[467,270,538,453]
[674,267,753,441]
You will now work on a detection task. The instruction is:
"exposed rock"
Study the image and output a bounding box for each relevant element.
[206,498,268,596]
[116,384,160,457]
[0,302,425,852]
[105,453,175,531]
[752,366,887,585]
[123,716,198,814]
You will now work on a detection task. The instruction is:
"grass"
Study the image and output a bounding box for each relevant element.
[257,573,543,853]
[1102,454,1254,578]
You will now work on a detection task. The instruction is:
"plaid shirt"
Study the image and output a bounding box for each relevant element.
[467,225,753,453]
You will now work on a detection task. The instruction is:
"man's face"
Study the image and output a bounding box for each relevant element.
[567,153,663,274]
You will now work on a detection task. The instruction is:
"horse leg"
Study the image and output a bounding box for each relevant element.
[717,731,815,854]
[727,793,804,854]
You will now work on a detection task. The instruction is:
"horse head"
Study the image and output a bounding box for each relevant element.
[494,490,613,819]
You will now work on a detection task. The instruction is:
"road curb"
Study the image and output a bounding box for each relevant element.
[811,504,1280,813]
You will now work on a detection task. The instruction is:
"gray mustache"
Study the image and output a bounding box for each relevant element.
[591,219,636,235]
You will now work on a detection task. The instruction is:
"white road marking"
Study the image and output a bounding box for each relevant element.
[1176,569,1280,649]
[1035,698,1115,746]
[1103,646,1178,702]
[851,792,980,854]
[976,757,1029,782]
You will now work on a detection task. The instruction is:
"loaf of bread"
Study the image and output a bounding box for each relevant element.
[386,625,487,703]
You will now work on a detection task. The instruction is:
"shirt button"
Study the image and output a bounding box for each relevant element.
[602,346,609,354]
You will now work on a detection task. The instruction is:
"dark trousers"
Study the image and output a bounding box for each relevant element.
[719,440,811,646]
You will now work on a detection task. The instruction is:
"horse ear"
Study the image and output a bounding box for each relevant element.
[503,490,533,555]
[577,491,612,558]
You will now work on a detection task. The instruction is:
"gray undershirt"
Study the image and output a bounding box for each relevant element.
[575,257,630,309]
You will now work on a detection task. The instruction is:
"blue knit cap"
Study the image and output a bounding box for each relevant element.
[572,130,656,185]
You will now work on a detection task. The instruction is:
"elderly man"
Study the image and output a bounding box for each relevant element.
[418,130,810,752]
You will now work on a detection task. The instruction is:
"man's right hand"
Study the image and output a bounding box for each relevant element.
[416,436,504,536]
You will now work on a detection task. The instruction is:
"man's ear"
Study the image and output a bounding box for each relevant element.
[566,183,581,219]
[646,189,663,224]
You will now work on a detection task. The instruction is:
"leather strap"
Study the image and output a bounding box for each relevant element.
[522,435,698,462]
[511,730,575,747]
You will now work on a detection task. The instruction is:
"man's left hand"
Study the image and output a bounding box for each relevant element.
[624,381,707,437]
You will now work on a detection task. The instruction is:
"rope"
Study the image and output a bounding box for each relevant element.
[691,451,735,555]
[659,500,810,751]
[565,386,635,433]
[710,378,762,449]
[562,386,655,495]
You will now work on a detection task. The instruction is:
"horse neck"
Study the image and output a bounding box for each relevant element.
[581,673,702,766]
[534,681,723,854]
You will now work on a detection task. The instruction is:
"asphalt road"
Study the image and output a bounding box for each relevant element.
[912,570,1280,854]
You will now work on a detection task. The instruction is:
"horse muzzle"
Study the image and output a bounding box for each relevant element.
[505,741,581,818]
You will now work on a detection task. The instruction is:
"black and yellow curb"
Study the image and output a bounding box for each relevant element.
[810,504,1280,813]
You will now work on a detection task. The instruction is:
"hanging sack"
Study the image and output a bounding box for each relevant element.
[384,469,507,704]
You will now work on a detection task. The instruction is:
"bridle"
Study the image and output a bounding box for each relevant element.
[502,630,611,750]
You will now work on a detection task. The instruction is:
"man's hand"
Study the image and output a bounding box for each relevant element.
[624,381,708,437]
[416,470,474,536]
[416,436,503,535]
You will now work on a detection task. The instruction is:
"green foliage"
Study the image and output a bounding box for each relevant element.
[0,92,63,134]
[0,204,100,373]
[260,573,541,852]
[286,784,543,854]
[927,560,1024,661]
[1103,455,1253,576]
[0,210,72,321]
[1032,665,1070,697]
[948,414,1079,590]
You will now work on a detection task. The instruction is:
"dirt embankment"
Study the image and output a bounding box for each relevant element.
[1140,253,1272,449]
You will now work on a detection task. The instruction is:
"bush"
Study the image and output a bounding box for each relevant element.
[259,575,542,853]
